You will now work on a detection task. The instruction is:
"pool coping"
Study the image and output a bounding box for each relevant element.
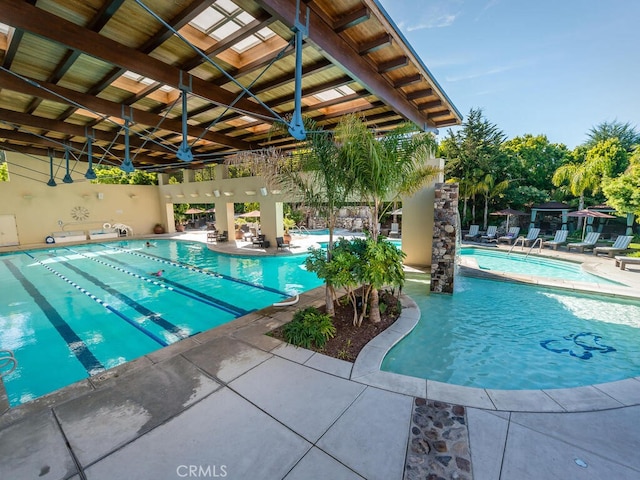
[350,266,640,414]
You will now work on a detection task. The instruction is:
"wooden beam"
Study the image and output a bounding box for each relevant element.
[393,74,422,88]
[418,100,442,111]
[406,88,433,101]
[377,56,408,73]
[333,7,370,33]
[0,70,251,150]
[358,34,392,56]
[251,0,432,128]
[0,0,276,121]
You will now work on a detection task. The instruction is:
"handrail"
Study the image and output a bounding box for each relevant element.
[292,225,310,236]
[0,350,17,377]
[525,237,544,258]
[507,236,527,254]
[273,294,300,307]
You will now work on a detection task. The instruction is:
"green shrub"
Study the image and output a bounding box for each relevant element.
[282,307,336,349]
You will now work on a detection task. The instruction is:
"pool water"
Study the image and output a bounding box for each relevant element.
[461,247,617,284]
[382,274,640,389]
[0,240,322,406]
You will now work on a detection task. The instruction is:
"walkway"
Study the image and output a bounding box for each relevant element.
[1,232,639,479]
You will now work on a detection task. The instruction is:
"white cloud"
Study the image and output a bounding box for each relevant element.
[406,13,459,31]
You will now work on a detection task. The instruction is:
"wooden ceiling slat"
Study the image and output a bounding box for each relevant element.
[358,33,392,56]
[333,7,370,33]
[0,0,276,121]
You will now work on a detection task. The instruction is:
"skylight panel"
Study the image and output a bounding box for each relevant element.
[0,23,11,35]
[256,27,275,40]
[232,35,261,53]
[122,71,143,82]
[314,89,343,102]
[237,11,255,25]
[337,85,355,96]
[211,21,241,40]
[191,7,224,32]
[215,0,239,14]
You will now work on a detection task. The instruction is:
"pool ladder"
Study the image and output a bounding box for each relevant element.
[0,350,17,377]
[507,236,544,258]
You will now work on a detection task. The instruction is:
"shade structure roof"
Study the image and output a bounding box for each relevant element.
[0,0,461,175]
[490,208,527,216]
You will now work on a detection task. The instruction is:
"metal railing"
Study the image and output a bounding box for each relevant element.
[0,350,17,377]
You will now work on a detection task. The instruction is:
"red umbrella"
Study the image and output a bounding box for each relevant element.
[567,209,615,240]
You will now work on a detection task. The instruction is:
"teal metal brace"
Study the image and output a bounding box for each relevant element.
[288,0,309,141]
[47,150,57,187]
[120,107,135,173]
[176,73,194,162]
[84,131,97,179]
[62,147,73,183]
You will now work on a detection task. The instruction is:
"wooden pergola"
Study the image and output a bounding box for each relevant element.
[0,0,460,177]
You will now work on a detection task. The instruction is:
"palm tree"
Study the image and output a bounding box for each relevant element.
[476,173,509,229]
[335,114,438,323]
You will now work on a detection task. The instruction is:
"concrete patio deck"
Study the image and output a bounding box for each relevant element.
[1,230,640,479]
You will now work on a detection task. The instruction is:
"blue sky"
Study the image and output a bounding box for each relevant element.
[378,0,640,149]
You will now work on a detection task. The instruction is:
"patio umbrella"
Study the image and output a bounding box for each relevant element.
[567,209,615,240]
[390,208,402,215]
[490,208,527,230]
[239,210,261,218]
[184,207,205,222]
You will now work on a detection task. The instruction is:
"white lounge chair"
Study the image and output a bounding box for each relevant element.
[543,230,569,250]
[522,228,541,246]
[480,225,498,242]
[389,222,400,238]
[497,227,520,244]
[615,255,640,270]
[593,235,634,257]
[567,232,601,253]
[463,225,480,241]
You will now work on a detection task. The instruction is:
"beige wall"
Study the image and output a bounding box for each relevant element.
[1,153,163,247]
[402,158,444,267]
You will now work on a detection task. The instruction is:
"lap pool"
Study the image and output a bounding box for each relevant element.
[0,240,322,406]
[382,272,640,390]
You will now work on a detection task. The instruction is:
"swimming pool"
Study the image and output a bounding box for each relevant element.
[461,247,617,284]
[382,274,640,389]
[0,240,322,406]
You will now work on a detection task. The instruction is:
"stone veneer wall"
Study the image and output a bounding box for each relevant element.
[430,183,459,293]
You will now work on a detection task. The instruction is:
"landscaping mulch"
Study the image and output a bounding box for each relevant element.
[270,291,401,362]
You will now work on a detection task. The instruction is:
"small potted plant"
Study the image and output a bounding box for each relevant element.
[235,217,247,239]
[283,216,296,243]
[153,223,165,234]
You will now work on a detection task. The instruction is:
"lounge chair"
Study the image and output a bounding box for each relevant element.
[276,236,290,251]
[216,230,228,242]
[497,227,520,244]
[352,218,363,232]
[252,234,266,248]
[389,222,400,238]
[543,230,568,250]
[593,235,634,257]
[615,255,640,270]
[480,225,498,242]
[522,228,541,246]
[463,225,480,241]
[566,232,600,253]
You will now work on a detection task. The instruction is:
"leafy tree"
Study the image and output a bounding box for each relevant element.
[92,165,157,185]
[501,134,570,193]
[603,147,640,220]
[440,108,508,225]
[586,120,640,152]
[476,173,510,229]
[0,162,8,182]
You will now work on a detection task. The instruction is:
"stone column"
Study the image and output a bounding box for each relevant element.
[430,183,459,294]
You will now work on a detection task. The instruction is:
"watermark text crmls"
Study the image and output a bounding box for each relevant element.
[176,464,228,478]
